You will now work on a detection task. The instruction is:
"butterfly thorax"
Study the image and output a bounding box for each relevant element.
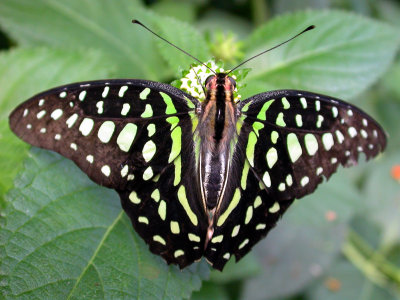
[198,73,237,214]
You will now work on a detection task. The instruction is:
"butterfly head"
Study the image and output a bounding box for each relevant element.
[205,73,237,92]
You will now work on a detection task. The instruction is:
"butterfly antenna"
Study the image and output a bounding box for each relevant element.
[227,25,315,75]
[133,20,216,75]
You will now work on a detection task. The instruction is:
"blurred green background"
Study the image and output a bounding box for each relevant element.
[0,0,400,299]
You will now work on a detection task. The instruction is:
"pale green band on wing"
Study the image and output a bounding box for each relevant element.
[217,188,241,226]
[177,185,198,226]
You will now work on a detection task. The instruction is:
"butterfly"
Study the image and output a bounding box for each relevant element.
[8,21,387,271]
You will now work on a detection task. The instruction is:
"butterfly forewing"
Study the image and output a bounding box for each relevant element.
[9,79,208,268]
[239,90,386,200]
[204,89,386,270]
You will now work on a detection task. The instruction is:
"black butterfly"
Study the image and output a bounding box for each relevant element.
[8,22,386,271]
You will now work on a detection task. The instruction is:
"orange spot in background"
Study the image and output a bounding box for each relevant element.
[325,210,337,222]
[324,277,341,292]
[391,165,400,181]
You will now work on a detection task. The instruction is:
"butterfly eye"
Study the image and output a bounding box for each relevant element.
[205,75,214,86]
[228,77,237,89]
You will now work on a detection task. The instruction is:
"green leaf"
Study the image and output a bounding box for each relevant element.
[241,174,362,300]
[372,0,400,27]
[154,17,211,76]
[307,259,398,300]
[241,10,400,99]
[382,61,400,100]
[210,253,260,283]
[0,47,113,120]
[191,281,230,300]
[273,0,330,14]
[0,0,169,79]
[0,149,209,299]
[151,1,197,23]
[196,9,252,39]
[0,120,28,209]
[362,153,400,245]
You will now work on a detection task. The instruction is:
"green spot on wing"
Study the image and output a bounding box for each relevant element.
[252,121,264,136]
[140,87,151,100]
[281,97,290,109]
[241,101,252,113]
[304,133,318,155]
[169,126,182,163]
[276,112,286,127]
[287,133,302,163]
[160,92,177,114]
[271,131,279,144]
[246,132,257,167]
[185,96,196,109]
[256,99,274,120]
[241,161,250,190]
[173,155,182,186]
[141,104,153,118]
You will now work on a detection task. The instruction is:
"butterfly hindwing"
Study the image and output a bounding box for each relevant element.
[119,114,208,268]
[9,79,208,268]
[204,89,386,270]
[204,124,294,270]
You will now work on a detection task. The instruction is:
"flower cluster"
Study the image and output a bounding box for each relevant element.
[171,60,249,103]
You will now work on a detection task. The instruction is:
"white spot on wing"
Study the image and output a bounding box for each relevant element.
[36,110,46,119]
[51,109,63,120]
[96,101,104,114]
[301,176,309,186]
[79,90,87,101]
[348,127,357,138]
[79,118,94,136]
[118,85,128,97]
[66,114,78,128]
[121,165,128,177]
[142,140,157,162]
[102,86,110,98]
[97,121,115,143]
[101,165,111,177]
[322,133,334,150]
[121,103,130,116]
[86,155,94,163]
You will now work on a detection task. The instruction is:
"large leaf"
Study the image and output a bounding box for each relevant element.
[0,149,209,299]
[307,259,397,300]
[363,153,400,245]
[241,173,363,300]
[0,120,28,209]
[0,47,113,119]
[0,47,112,207]
[241,10,400,99]
[0,0,169,79]
[154,16,211,75]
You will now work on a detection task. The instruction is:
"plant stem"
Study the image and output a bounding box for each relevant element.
[343,229,400,295]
